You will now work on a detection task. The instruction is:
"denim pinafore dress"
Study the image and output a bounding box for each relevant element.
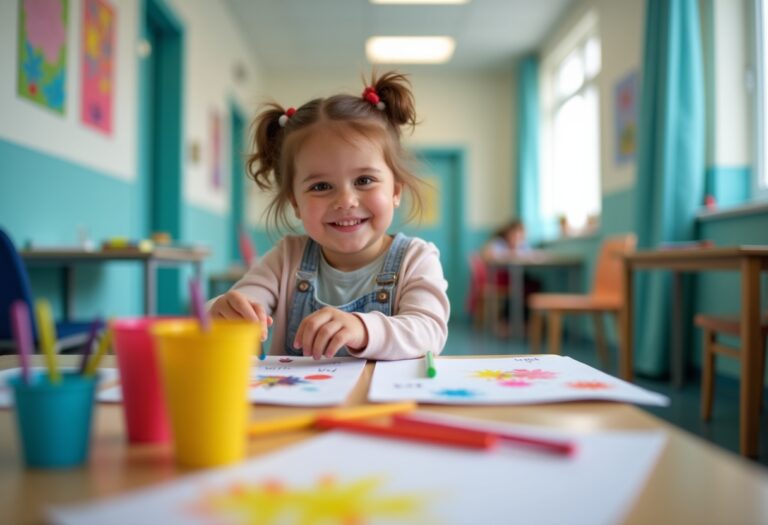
[284,233,412,356]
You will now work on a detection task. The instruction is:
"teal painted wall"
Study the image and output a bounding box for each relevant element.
[0,137,233,317]
[0,139,144,318]
[705,166,751,208]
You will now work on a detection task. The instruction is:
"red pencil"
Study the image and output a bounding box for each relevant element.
[315,416,497,450]
[392,414,576,456]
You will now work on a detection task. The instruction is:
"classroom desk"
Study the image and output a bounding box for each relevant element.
[22,246,210,318]
[620,245,768,458]
[2,355,768,524]
[486,252,583,339]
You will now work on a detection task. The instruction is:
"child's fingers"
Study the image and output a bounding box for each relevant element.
[295,310,331,356]
[251,304,271,341]
[225,293,260,321]
[311,321,343,360]
[323,329,349,358]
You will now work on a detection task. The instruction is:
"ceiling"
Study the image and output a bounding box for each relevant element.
[225,0,576,73]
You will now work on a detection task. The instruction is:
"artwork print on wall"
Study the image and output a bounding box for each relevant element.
[17,0,69,114]
[80,0,115,134]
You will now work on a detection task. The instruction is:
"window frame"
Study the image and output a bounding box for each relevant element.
[753,0,768,199]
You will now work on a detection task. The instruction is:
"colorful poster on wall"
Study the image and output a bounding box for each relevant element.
[80,0,115,134]
[614,71,638,164]
[17,0,69,114]
[210,110,222,189]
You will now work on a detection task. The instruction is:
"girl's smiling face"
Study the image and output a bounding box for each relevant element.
[291,127,402,271]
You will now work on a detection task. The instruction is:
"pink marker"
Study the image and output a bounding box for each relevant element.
[189,277,210,331]
[10,301,33,385]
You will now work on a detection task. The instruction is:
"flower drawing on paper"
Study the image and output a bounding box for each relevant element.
[187,474,427,524]
[434,388,480,398]
[567,381,613,390]
[510,369,557,380]
[472,369,513,381]
[251,375,309,389]
[499,380,532,387]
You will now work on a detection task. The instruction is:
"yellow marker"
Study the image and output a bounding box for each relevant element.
[84,324,114,377]
[247,401,417,438]
[34,299,60,384]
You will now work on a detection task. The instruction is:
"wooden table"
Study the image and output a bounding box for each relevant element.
[486,252,583,339]
[620,246,768,457]
[2,355,768,524]
[22,246,210,318]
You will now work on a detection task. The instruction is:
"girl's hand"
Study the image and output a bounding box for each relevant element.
[293,307,368,360]
[209,290,273,341]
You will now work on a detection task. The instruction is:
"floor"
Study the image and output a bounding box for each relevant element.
[443,320,768,468]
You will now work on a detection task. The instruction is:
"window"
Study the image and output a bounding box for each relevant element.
[540,13,601,232]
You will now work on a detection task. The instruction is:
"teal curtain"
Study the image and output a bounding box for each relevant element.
[515,56,541,243]
[634,0,705,375]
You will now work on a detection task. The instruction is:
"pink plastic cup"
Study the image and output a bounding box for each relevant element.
[112,318,172,443]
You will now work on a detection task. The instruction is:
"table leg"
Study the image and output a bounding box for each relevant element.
[672,272,684,389]
[511,265,525,341]
[620,261,634,381]
[61,266,74,321]
[740,257,761,458]
[145,260,157,316]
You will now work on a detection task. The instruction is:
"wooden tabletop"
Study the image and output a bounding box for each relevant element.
[1,355,767,524]
[21,245,210,263]
[624,245,768,270]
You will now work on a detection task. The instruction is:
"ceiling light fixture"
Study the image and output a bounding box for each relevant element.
[366,36,456,64]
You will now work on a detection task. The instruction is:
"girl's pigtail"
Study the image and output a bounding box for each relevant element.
[247,103,287,190]
[370,71,417,135]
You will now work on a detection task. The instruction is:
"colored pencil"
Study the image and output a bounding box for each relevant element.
[34,299,60,384]
[392,414,576,456]
[247,402,417,437]
[189,277,210,331]
[84,324,114,377]
[78,319,103,375]
[315,416,497,450]
[10,301,33,385]
[425,351,436,378]
[249,414,317,436]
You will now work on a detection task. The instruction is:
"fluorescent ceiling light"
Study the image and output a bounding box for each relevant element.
[366,36,456,64]
[371,0,470,4]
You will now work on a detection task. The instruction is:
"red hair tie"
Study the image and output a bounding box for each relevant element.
[362,87,386,110]
[278,107,296,127]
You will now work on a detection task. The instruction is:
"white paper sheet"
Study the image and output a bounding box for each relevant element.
[0,367,119,407]
[96,356,367,407]
[49,416,667,525]
[368,355,669,406]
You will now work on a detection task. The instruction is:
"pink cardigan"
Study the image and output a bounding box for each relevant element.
[213,235,450,360]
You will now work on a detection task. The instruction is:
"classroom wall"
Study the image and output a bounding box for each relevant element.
[0,0,264,317]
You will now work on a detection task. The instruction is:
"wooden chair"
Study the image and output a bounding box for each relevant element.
[696,313,768,422]
[0,228,93,354]
[528,234,637,366]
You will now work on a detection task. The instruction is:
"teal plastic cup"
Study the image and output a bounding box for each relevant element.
[11,371,98,469]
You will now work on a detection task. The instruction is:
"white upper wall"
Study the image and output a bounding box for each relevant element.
[168,0,264,214]
[0,0,139,180]
[540,0,645,196]
[0,0,264,215]
[253,68,514,229]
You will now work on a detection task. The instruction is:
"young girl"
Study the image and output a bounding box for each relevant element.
[208,71,450,360]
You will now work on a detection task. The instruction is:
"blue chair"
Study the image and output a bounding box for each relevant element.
[0,228,93,354]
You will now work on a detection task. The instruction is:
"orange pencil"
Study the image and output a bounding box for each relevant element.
[393,414,576,456]
[315,416,497,450]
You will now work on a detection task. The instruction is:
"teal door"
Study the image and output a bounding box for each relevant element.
[393,149,465,317]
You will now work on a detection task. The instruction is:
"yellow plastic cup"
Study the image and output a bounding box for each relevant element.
[152,319,259,468]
